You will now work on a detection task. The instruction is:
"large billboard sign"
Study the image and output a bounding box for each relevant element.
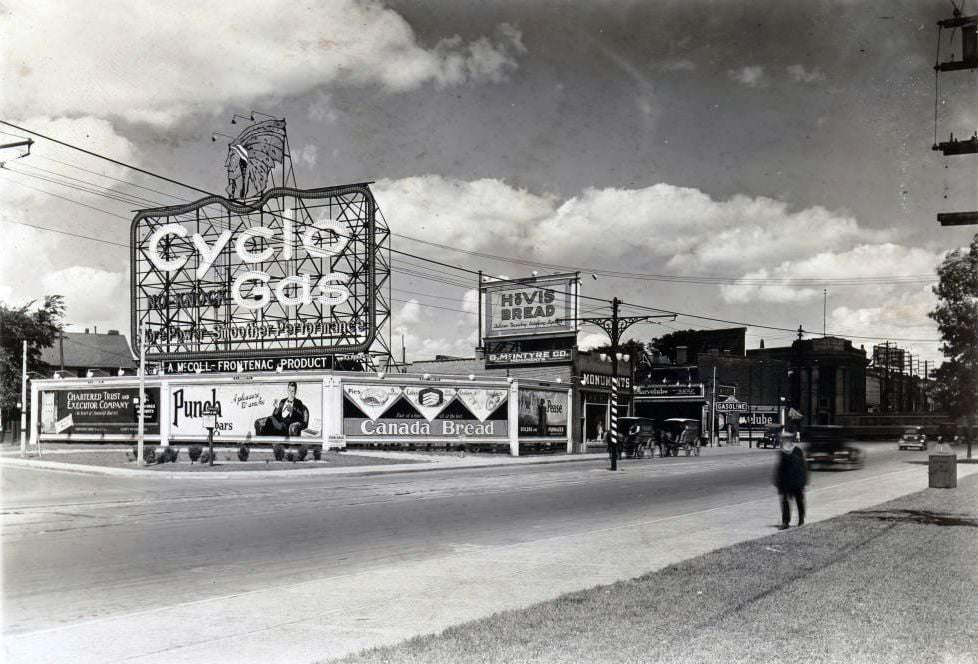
[40,387,161,435]
[343,383,509,438]
[517,388,568,437]
[168,381,323,440]
[481,273,578,340]
[131,184,377,362]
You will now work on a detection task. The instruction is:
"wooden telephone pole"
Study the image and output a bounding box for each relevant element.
[934,8,978,227]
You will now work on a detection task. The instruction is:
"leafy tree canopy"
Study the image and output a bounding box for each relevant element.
[928,235,977,423]
[0,295,65,412]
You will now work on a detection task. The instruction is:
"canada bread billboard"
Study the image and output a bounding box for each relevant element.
[343,383,509,438]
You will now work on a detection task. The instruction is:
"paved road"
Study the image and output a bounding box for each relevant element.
[1,444,927,636]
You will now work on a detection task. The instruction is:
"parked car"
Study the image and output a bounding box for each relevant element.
[898,427,928,451]
[805,440,864,471]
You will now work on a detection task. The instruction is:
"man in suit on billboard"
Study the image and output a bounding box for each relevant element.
[255,381,308,437]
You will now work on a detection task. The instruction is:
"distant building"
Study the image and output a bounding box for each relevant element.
[749,336,868,426]
[38,329,136,378]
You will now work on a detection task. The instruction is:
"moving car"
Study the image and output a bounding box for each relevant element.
[759,423,783,449]
[805,440,864,471]
[898,427,928,451]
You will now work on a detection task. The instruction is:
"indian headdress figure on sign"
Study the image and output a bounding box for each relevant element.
[224,119,287,199]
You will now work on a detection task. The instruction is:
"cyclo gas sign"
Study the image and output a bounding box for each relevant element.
[131,184,377,362]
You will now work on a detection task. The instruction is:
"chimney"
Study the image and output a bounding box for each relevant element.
[107,329,120,335]
[759,339,765,349]
[676,345,688,365]
[84,328,90,334]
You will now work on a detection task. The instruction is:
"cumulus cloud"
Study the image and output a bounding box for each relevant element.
[720,244,941,305]
[0,116,137,330]
[0,1,526,125]
[376,175,940,359]
[728,65,765,87]
[40,266,128,330]
[786,64,826,83]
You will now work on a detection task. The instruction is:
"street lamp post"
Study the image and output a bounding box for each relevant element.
[581,297,675,461]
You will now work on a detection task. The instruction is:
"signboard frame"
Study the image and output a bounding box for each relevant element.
[131,183,379,363]
[480,273,579,342]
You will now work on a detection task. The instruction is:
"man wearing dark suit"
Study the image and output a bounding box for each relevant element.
[255,381,308,437]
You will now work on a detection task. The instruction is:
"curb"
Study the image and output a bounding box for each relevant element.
[0,451,611,480]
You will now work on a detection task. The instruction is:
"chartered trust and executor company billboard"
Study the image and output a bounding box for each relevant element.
[481,273,579,340]
[131,183,377,364]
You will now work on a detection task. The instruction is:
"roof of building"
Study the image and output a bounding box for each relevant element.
[39,332,136,370]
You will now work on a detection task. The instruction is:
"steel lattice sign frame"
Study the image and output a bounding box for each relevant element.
[130,183,377,362]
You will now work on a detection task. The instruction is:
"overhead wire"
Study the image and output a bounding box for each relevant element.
[3,121,944,346]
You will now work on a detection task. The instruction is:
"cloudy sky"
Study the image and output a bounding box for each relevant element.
[1,0,975,370]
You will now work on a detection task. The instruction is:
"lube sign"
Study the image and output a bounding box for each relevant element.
[482,273,578,339]
[145,214,351,310]
[132,184,377,361]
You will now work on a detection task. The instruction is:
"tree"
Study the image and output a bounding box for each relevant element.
[929,235,978,454]
[648,329,708,363]
[0,296,65,435]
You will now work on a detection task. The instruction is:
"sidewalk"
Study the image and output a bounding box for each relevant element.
[6,456,977,663]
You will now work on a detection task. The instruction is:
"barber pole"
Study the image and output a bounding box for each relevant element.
[610,376,618,446]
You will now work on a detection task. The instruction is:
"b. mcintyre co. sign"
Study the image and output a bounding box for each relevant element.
[131,183,377,361]
[481,273,578,340]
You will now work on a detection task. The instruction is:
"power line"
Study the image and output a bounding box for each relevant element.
[0,217,128,248]
[6,121,943,345]
[392,232,936,286]
[0,120,213,198]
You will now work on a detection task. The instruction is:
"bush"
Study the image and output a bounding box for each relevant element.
[297,445,308,462]
[143,447,157,464]
[237,445,250,462]
[285,450,297,463]
[154,447,167,464]
[312,448,322,461]
[200,449,213,464]
[126,449,135,462]
[165,447,179,463]
[188,445,203,463]
[273,444,285,461]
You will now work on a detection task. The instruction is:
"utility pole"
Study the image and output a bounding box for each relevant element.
[823,289,827,337]
[933,9,978,227]
[20,340,27,456]
[137,324,146,465]
[579,298,675,456]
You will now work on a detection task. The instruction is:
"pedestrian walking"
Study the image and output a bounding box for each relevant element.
[774,433,808,529]
[605,428,619,471]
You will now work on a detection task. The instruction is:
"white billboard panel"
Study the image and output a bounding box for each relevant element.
[481,273,578,340]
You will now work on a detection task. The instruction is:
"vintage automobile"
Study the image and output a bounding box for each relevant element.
[759,423,783,449]
[619,417,657,458]
[898,427,928,451]
[805,440,864,470]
